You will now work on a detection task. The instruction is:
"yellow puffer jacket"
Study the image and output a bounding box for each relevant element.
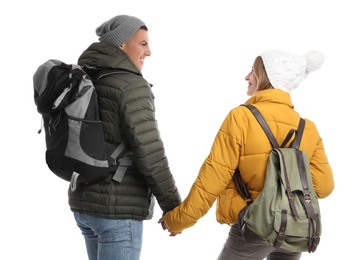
[163,89,334,233]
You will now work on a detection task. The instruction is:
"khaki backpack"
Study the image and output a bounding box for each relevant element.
[234,104,321,253]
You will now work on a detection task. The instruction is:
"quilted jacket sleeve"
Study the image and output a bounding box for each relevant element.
[303,120,334,198]
[98,72,181,213]
[163,109,241,232]
[120,79,181,212]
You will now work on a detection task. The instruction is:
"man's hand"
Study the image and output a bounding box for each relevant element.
[158,215,181,237]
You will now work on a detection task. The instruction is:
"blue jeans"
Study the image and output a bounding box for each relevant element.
[74,212,143,260]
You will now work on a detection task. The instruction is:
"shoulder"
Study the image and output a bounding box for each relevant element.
[301,118,321,143]
[99,71,151,92]
[218,105,258,135]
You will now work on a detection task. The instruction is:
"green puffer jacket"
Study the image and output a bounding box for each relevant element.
[68,42,181,219]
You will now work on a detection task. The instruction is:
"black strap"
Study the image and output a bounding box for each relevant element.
[233,169,252,203]
[295,149,321,252]
[290,118,305,149]
[241,104,305,149]
[241,104,279,148]
[281,129,297,148]
[82,66,129,81]
[274,209,288,248]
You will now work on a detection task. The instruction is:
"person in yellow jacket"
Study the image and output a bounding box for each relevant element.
[159,50,334,260]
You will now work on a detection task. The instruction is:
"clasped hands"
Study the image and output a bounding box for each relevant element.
[158,214,181,237]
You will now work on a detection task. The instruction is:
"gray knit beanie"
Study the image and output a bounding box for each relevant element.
[96,15,146,47]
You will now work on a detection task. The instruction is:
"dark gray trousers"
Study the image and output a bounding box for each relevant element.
[217,224,301,260]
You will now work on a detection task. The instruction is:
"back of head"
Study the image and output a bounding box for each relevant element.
[260,50,325,93]
[96,15,147,47]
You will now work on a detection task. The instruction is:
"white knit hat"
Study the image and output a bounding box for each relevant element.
[261,50,325,93]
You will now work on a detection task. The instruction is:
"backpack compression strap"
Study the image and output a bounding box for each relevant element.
[69,141,131,191]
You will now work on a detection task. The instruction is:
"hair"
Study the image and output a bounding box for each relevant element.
[140,25,148,31]
[253,56,273,91]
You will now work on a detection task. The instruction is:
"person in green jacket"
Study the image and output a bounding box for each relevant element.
[160,50,334,260]
[69,15,181,260]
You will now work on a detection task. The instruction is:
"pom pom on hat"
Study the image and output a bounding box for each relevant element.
[261,50,325,93]
[304,50,325,73]
[96,15,146,47]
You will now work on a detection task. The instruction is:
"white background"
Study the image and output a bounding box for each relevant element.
[1,0,361,259]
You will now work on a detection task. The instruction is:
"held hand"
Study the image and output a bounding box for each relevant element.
[158,216,167,231]
[158,216,181,237]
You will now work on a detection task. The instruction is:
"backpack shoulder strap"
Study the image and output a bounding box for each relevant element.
[280,129,297,148]
[242,104,306,149]
[233,168,252,203]
[82,65,131,183]
[290,118,305,149]
[234,104,278,200]
[241,104,279,148]
[82,66,129,81]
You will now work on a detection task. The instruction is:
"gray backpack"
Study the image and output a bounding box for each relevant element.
[234,104,321,253]
[33,59,131,191]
